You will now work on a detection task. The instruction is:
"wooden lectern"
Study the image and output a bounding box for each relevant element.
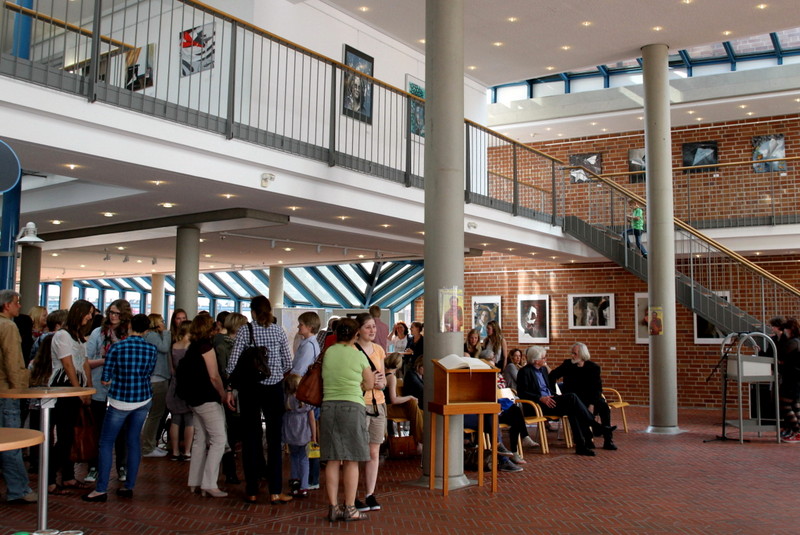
[427,359,500,496]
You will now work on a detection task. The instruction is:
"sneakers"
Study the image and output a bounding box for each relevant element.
[510,452,527,464]
[496,443,514,457]
[8,491,38,504]
[522,436,539,448]
[498,458,523,472]
[355,494,380,512]
[143,448,168,458]
[85,467,98,482]
[782,432,800,443]
[118,466,127,482]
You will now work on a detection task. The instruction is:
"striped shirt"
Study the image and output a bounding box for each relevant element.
[227,322,292,385]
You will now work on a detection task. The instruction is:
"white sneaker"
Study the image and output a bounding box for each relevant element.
[522,436,539,448]
[118,466,127,482]
[143,448,168,458]
[85,467,98,482]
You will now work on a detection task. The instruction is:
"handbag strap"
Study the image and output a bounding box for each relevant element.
[355,342,380,415]
[247,322,256,346]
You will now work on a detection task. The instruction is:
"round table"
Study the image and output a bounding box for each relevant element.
[0,427,44,451]
[0,386,95,531]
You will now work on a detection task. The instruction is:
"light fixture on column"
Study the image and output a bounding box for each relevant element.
[16,222,44,244]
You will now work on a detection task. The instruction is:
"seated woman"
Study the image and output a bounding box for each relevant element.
[502,348,524,391]
[384,352,423,452]
[463,328,482,359]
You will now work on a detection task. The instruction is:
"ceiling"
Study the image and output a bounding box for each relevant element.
[5,0,800,283]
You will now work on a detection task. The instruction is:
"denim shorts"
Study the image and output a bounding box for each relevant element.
[319,400,369,462]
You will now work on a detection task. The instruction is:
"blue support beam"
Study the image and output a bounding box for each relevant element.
[597,65,610,88]
[722,42,737,71]
[284,269,322,308]
[327,265,365,305]
[305,267,350,308]
[770,32,783,65]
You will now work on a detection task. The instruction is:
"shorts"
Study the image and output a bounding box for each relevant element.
[319,400,369,462]
[365,402,387,444]
[171,411,194,428]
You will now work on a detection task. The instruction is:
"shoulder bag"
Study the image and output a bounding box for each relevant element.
[296,348,324,407]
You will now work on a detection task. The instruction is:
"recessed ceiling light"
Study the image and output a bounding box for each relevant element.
[50,219,62,225]
[159,202,175,208]
[136,259,142,263]
[638,116,644,120]
[652,26,664,32]
[278,260,283,264]
[756,3,768,10]
[507,17,518,22]
[696,117,703,121]
[338,215,349,221]
[580,21,592,26]
[722,30,733,36]
[739,104,747,109]
[795,98,800,102]
[589,122,598,126]
[746,111,755,116]
[687,110,696,115]
[492,42,504,47]
[283,248,293,252]
[506,248,515,252]
[381,224,390,228]
[358,254,365,258]
[467,65,477,70]
[681,0,693,4]
[222,193,234,199]
[209,265,215,269]
[117,246,126,250]
[480,243,489,247]
[529,252,536,256]
[66,164,78,170]
[557,133,564,137]
[102,212,115,217]
[545,127,551,131]
[546,66,555,71]
[80,264,86,268]
[51,253,59,257]
[199,238,206,243]
[204,254,212,258]
[560,45,571,51]
[550,256,557,260]
[418,231,425,235]
[288,206,300,211]
[358,6,369,12]
[418,38,426,44]
[150,180,163,186]
[601,128,608,132]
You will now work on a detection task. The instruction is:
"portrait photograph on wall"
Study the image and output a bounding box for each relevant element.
[752,134,787,173]
[694,291,729,344]
[471,295,501,339]
[342,45,374,124]
[569,152,603,183]
[517,294,549,344]
[406,74,425,137]
[569,293,615,329]
[634,292,649,344]
[682,140,718,172]
[439,288,464,333]
[628,148,646,183]
[179,23,215,77]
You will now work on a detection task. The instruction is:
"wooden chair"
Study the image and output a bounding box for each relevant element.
[514,398,550,454]
[603,387,630,432]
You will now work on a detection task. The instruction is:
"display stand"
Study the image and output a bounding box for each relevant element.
[715,333,780,444]
[427,359,499,496]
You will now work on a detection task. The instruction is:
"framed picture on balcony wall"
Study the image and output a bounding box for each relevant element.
[406,74,425,137]
[472,295,501,339]
[179,23,215,77]
[682,141,718,173]
[694,290,729,344]
[752,134,787,173]
[569,153,602,183]
[569,293,614,329]
[342,45,374,124]
[518,295,549,344]
[628,148,646,183]
[634,292,649,344]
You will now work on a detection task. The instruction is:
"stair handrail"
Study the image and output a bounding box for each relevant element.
[564,164,800,300]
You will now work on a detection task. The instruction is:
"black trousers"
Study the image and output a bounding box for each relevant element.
[238,381,285,496]
[522,393,594,448]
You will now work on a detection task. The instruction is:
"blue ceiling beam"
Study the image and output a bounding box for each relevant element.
[284,269,322,308]
[305,266,351,307]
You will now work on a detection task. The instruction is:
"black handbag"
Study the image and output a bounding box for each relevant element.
[229,323,270,390]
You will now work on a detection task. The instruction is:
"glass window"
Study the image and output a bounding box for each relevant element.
[340,264,367,293]
[495,84,528,106]
[46,284,61,311]
[216,299,235,314]
[198,297,210,312]
[283,279,305,303]
[97,279,112,288]
[199,274,226,297]
[318,266,360,306]
[125,291,142,313]
[216,272,249,297]
[133,277,152,290]
[114,278,132,290]
[103,290,120,311]
[84,287,99,308]
[238,271,269,295]
[289,268,337,305]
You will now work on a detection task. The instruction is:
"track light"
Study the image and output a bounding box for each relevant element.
[103,249,111,261]
[123,255,130,263]
[152,257,157,265]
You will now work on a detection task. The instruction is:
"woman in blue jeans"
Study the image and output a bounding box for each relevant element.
[82,314,157,502]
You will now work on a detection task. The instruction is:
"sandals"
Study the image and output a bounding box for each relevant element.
[328,504,344,521]
[48,484,68,495]
[62,480,92,490]
[342,504,367,522]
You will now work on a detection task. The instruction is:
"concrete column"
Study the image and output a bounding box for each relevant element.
[18,244,41,311]
[642,44,680,434]
[175,225,200,318]
[150,273,165,317]
[422,0,467,489]
[59,278,73,309]
[269,265,284,325]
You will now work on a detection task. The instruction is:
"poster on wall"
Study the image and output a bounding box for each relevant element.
[682,141,718,172]
[406,74,425,137]
[569,153,602,183]
[126,43,156,91]
[439,288,464,333]
[634,292,649,344]
[569,293,614,329]
[752,134,787,173]
[628,148,646,183]
[517,294,549,344]
[342,45,374,124]
[472,295,501,338]
[694,291,729,344]
[179,23,215,77]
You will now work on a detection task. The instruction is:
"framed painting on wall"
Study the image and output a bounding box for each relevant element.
[694,291,729,344]
[569,153,602,183]
[406,74,425,137]
[472,295,501,339]
[752,134,787,173]
[569,293,614,329]
[634,292,649,344]
[682,141,718,173]
[628,148,646,183]
[518,295,549,344]
[342,45,374,124]
[179,23,215,77]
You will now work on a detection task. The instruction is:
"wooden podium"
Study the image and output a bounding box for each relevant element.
[427,359,500,496]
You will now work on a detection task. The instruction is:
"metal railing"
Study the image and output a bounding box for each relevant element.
[562,166,800,332]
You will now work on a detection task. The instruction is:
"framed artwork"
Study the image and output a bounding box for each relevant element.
[472,295,501,339]
[569,152,602,183]
[406,74,425,137]
[682,141,718,173]
[439,288,464,333]
[569,293,615,329]
[694,291,729,344]
[126,43,156,91]
[634,292,649,344]
[518,295,549,344]
[342,45,374,124]
[628,148,646,183]
[179,23,215,77]
[752,134,787,173]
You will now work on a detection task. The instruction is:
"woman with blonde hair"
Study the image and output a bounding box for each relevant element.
[141,313,172,457]
[29,305,48,339]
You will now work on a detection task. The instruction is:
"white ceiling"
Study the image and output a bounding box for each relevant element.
[5,0,800,283]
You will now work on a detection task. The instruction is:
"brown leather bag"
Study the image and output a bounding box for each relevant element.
[71,405,98,463]
[296,351,324,407]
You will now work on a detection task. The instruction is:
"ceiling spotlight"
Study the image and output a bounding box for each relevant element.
[343,248,348,256]
[103,212,115,217]
[316,245,322,254]
[270,240,276,249]
[152,257,157,265]
[50,220,63,225]
[123,255,130,263]
[103,252,111,261]
[159,202,175,208]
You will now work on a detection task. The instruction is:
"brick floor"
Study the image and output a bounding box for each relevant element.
[1,407,793,534]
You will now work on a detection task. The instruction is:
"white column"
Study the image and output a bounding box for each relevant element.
[269,265,284,325]
[150,273,165,317]
[642,43,680,434]
[423,0,468,489]
[59,278,74,309]
[175,225,200,318]
[19,243,41,311]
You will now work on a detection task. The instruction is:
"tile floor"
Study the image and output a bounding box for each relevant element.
[1,406,792,534]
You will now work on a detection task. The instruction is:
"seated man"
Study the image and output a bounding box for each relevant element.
[549,343,617,450]
[516,345,602,456]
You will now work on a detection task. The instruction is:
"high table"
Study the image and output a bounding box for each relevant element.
[0,427,44,451]
[0,386,95,531]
